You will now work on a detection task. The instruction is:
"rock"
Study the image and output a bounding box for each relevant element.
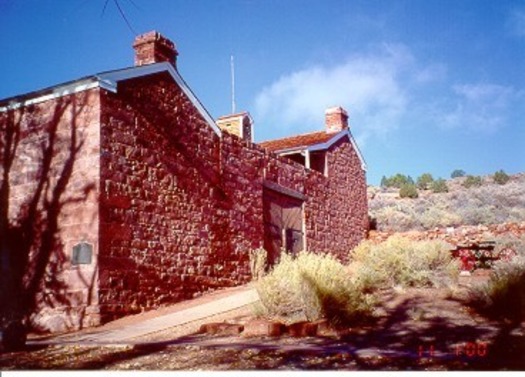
[312,319,339,337]
[241,319,285,337]
[287,321,318,337]
[198,322,244,336]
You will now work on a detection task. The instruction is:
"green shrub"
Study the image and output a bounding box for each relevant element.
[451,169,466,178]
[399,183,419,198]
[255,252,375,325]
[493,169,510,185]
[462,175,483,188]
[431,178,449,193]
[349,235,459,291]
[417,173,434,190]
[381,173,414,188]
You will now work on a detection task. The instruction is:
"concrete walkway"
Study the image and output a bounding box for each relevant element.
[28,285,259,345]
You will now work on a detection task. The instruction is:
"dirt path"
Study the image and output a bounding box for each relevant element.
[1,275,524,370]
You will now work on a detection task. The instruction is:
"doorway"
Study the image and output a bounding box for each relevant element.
[263,187,304,265]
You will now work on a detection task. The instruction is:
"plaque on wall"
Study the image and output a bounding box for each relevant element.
[72,242,93,265]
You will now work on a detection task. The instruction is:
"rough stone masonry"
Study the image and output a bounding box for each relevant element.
[0,31,368,332]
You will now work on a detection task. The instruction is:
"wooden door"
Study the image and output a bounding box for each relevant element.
[263,188,304,265]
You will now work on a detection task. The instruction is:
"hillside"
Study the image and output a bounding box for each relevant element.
[368,173,525,232]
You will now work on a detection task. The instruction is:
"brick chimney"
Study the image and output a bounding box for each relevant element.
[325,106,349,133]
[133,31,178,67]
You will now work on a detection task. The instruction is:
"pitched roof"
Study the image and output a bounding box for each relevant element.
[0,62,221,136]
[258,131,335,152]
[259,129,367,171]
[217,111,250,120]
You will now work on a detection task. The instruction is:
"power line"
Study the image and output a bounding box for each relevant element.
[100,0,137,36]
[113,0,137,35]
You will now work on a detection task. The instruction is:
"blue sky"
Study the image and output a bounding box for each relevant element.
[1,0,524,185]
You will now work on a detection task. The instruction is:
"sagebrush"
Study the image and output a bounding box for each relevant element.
[255,252,375,325]
[370,173,525,232]
[249,248,268,280]
[469,256,525,322]
[349,235,459,291]
[467,235,525,321]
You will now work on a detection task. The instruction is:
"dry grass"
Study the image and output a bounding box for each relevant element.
[255,252,375,326]
[255,236,461,326]
[348,235,460,291]
[249,248,268,281]
[469,235,525,322]
[370,173,525,232]
[469,257,525,322]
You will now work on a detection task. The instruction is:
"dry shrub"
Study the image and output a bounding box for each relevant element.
[493,235,525,258]
[371,203,419,231]
[469,256,525,322]
[370,174,525,232]
[249,248,268,280]
[349,235,459,291]
[255,252,375,326]
[420,207,462,229]
[469,236,525,322]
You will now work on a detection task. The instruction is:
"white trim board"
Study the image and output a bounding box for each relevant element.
[0,80,100,112]
[1,62,222,137]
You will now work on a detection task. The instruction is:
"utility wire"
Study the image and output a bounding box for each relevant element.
[113,0,137,35]
[100,0,137,36]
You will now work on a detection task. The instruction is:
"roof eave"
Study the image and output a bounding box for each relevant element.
[270,129,367,171]
[308,130,367,171]
[0,76,101,112]
[97,62,221,136]
[0,62,222,137]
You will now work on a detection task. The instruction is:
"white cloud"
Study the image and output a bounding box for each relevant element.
[440,83,519,132]
[507,8,525,37]
[254,44,413,141]
[253,44,521,143]
[413,63,447,84]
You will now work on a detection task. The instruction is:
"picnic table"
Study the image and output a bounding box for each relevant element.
[450,240,517,272]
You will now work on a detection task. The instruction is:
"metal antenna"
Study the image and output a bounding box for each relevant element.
[231,55,236,114]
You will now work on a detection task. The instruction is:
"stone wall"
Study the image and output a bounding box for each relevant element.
[98,73,266,321]
[304,137,368,261]
[1,70,368,329]
[97,71,368,322]
[0,89,101,332]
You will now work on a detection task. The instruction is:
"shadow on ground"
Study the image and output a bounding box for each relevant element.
[1,290,524,370]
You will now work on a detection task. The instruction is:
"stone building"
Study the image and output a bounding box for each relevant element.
[0,31,368,332]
